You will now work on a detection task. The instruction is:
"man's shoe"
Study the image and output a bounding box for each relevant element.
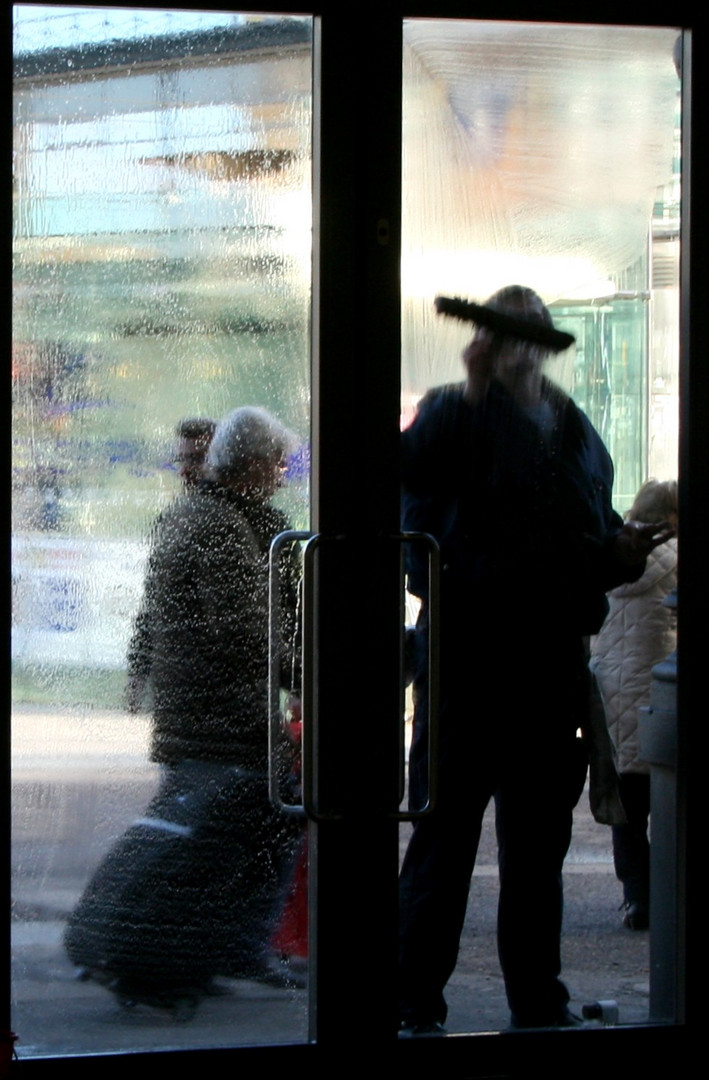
[621,900,649,930]
[399,1019,447,1038]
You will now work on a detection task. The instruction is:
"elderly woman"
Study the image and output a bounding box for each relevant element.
[66,407,303,1014]
[140,406,300,768]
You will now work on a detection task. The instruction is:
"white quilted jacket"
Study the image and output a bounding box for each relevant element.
[590,539,677,775]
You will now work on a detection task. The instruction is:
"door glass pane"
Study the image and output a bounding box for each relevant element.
[12,5,311,1056]
[400,20,680,1034]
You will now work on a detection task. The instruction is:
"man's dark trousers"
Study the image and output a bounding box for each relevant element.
[398,627,589,1028]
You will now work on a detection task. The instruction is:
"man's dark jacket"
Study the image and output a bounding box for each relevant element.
[402,379,639,642]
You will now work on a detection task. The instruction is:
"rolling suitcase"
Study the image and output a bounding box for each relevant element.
[65,759,298,1015]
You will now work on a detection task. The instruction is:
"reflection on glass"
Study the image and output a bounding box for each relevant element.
[400,20,680,1035]
[402,20,680,508]
[12,5,311,1055]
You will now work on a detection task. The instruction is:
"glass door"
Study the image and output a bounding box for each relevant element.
[399,17,682,1035]
[10,4,406,1059]
[7,3,697,1072]
[12,5,314,1054]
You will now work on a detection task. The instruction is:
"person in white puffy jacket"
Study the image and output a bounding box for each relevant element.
[590,479,678,931]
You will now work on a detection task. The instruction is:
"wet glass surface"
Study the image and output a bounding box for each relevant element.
[399,19,680,1035]
[11,6,684,1055]
[12,5,312,1055]
[401,20,680,508]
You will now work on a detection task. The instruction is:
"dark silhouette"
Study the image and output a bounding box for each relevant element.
[398,285,673,1033]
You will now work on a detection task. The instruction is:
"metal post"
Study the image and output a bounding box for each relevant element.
[637,589,678,1022]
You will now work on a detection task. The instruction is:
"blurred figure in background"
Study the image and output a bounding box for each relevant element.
[174,417,216,490]
[591,479,678,930]
[125,416,216,713]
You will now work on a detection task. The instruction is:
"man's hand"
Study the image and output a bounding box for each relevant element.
[614,520,675,566]
[462,337,496,404]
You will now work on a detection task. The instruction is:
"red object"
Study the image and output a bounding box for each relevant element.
[271,837,308,960]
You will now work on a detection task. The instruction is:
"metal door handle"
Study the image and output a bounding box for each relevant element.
[268,529,440,823]
[300,533,344,822]
[269,530,344,822]
[268,529,311,818]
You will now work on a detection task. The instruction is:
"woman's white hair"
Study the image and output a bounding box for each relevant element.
[207,406,298,478]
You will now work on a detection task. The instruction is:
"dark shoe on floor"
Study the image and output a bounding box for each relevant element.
[399,1019,446,1038]
[621,900,649,930]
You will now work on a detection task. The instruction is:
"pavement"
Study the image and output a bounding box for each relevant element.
[412,797,652,1034]
[10,706,651,1056]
